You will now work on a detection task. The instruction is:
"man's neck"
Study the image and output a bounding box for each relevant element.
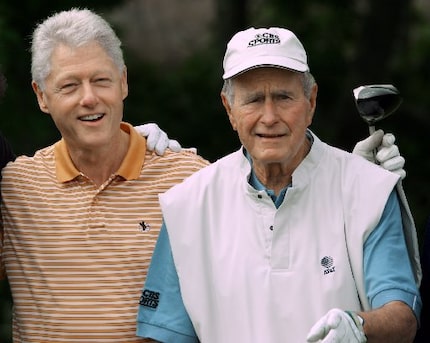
[68,130,129,187]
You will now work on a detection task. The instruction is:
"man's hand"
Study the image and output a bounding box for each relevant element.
[307,309,367,343]
[352,129,406,179]
[134,123,181,155]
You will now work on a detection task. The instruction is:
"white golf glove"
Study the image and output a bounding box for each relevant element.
[352,129,406,179]
[307,309,367,343]
[134,123,182,155]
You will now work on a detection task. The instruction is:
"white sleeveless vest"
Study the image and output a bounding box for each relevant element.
[159,133,420,343]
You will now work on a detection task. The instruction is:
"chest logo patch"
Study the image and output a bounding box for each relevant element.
[139,289,160,310]
[321,256,336,275]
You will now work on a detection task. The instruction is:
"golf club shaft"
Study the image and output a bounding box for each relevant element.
[368,125,378,164]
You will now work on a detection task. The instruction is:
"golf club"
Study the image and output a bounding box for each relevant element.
[352,84,402,162]
[353,84,402,135]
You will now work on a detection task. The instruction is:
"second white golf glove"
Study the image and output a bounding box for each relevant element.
[306,308,367,343]
[352,129,406,179]
[134,123,182,156]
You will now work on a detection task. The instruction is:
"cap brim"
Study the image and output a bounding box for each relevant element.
[223,57,309,79]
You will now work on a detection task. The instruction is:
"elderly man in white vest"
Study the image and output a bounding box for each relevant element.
[137,27,421,343]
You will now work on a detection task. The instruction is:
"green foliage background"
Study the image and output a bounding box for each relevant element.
[1,0,430,341]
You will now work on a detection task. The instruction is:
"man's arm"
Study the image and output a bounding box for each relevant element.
[307,302,416,343]
[136,222,198,343]
[359,301,416,343]
[362,166,420,343]
[308,191,420,343]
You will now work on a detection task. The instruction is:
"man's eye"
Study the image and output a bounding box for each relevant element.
[95,78,111,84]
[59,83,77,93]
[248,96,263,103]
[277,94,291,100]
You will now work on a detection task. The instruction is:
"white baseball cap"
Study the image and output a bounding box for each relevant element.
[222,27,309,79]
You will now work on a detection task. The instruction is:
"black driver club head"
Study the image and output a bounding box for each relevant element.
[353,84,402,133]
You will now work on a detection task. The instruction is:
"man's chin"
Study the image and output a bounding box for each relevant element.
[250,152,287,165]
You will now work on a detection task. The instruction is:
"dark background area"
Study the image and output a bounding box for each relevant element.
[1,0,430,341]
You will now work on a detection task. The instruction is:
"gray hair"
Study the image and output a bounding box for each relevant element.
[221,70,316,106]
[31,8,125,90]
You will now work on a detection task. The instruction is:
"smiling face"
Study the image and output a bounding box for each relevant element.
[32,41,128,152]
[222,67,317,172]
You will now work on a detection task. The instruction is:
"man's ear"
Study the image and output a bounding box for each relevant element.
[306,83,318,126]
[221,92,237,131]
[121,67,128,100]
[32,81,50,114]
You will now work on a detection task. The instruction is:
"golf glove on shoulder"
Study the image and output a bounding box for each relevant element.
[352,129,406,179]
[134,123,182,155]
[307,308,367,343]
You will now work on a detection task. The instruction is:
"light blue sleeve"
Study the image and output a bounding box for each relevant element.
[364,189,422,319]
[136,222,198,343]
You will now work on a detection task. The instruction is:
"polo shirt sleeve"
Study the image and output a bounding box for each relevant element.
[364,189,422,319]
[136,221,198,343]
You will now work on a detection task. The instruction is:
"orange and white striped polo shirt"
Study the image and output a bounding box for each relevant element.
[0,122,209,342]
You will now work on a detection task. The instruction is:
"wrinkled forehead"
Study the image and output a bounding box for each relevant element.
[233,67,303,89]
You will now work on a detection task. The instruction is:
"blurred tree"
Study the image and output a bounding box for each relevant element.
[215,0,248,45]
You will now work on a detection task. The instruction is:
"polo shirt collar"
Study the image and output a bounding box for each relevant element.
[54,122,146,183]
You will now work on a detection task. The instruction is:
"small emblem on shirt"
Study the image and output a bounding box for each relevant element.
[139,289,160,309]
[138,221,151,232]
[321,256,336,275]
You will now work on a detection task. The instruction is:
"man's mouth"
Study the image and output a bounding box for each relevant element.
[79,114,104,121]
[257,133,285,138]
